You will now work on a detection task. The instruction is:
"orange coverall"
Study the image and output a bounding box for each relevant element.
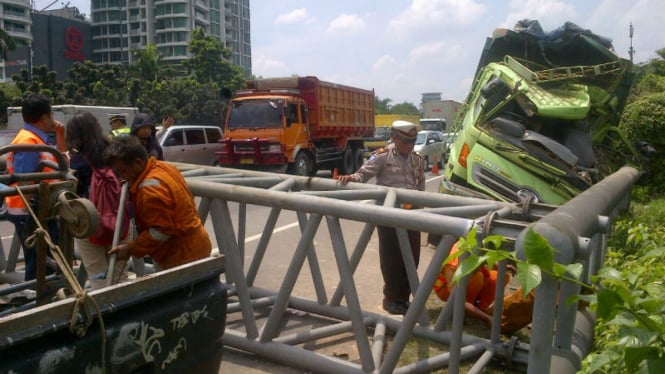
[433,243,534,334]
[433,244,500,311]
[128,157,211,269]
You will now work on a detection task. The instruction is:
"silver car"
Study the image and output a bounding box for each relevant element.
[158,125,224,166]
[414,130,446,171]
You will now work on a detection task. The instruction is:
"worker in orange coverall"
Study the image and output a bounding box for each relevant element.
[434,242,534,334]
[106,136,211,269]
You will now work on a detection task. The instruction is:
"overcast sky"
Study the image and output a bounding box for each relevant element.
[37,0,665,106]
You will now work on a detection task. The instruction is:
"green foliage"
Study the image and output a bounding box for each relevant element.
[390,102,420,116]
[618,92,665,193]
[579,198,665,373]
[0,83,21,126]
[452,204,665,373]
[11,65,65,102]
[183,28,246,90]
[374,96,420,116]
[450,227,585,298]
[0,28,17,61]
[375,97,392,114]
[5,33,246,126]
[129,46,162,82]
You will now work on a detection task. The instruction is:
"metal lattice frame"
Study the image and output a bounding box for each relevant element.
[170,164,639,374]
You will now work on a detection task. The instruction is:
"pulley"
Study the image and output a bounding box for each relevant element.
[55,190,99,238]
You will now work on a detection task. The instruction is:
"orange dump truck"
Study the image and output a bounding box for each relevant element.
[217,76,375,175]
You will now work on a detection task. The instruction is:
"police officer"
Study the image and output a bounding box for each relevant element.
[109,114,130,137]
[337,120,425,315]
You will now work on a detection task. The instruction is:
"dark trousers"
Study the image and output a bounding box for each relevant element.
[8,214,35,281]
[377,226,421,303]
[8,213,58,281]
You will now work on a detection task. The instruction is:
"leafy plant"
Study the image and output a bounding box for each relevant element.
[579,207,665,373]
[449,227,584,298]
[451,220,665,373]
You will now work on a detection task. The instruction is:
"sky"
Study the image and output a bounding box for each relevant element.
[36,0,665,106]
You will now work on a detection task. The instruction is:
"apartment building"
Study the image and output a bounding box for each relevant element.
[0,0,250,81]
[0,0,32,80]
[91,0,251,76]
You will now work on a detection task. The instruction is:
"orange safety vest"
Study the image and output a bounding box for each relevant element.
[5,128,59,215]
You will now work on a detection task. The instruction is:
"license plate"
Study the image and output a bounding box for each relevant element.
[240,158,254,165]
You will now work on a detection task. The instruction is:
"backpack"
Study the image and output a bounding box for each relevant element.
[88,167,130,246]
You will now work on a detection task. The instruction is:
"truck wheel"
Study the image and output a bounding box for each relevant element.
[353,148,365,170]
[289,152,313,176]
[340,148,354,174]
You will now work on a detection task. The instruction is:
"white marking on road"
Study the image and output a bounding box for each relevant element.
[244,222,300,244]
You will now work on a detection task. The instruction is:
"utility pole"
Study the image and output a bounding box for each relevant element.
[628,22,635,63]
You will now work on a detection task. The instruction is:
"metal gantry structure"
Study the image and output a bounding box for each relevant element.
[167,163,639,374]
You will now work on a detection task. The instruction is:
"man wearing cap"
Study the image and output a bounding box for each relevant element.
[109,114,130,137]
[337,120,426,315]
[130,112,164,160]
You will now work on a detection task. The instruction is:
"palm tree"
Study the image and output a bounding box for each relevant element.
[0,28,17,61]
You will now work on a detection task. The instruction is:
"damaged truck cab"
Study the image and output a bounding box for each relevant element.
[442,20,642,204]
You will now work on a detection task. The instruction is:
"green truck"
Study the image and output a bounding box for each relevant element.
[441,20,650,204]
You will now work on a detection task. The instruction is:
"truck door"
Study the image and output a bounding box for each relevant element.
[283,102,308,162]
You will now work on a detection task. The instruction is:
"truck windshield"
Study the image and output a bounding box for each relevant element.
[374,127,391,140]
[228,100,283,129]
[420,119,445,132]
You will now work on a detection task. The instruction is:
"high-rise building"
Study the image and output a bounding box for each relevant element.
[90,0,251,76]
[0,0,33,80]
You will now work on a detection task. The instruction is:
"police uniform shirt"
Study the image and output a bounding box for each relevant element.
[350,143,425,191]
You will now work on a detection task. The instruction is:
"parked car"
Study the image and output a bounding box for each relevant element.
[157,125,224,166]
[414,130,445,171]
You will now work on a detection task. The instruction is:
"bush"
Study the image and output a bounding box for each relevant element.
[619,92,665,193]
[581,197,665,373]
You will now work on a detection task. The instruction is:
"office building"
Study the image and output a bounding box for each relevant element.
[0,0,251,81]
[1,0,32,80]
[91,0,251,76]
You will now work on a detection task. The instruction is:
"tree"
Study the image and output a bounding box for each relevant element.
[128,45,165,82]
[11,65,65,102]
[64,61,128,105]
[0,28,16,61]
[375,96,392,114]
[183,28,246,91]
[390,101,420,116]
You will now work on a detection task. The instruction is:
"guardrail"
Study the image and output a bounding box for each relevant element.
[171,164,639,373]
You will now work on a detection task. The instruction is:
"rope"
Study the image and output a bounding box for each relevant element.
[17,187,108,370]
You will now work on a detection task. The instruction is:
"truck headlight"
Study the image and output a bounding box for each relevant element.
[268,144,281,152]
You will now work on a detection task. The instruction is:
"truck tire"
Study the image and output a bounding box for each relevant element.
[340,147,354,174]
[353,147,365,171]
[289,151,313,176]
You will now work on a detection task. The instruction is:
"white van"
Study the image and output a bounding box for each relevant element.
[7,105,139,135]
[157,125,224,166]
